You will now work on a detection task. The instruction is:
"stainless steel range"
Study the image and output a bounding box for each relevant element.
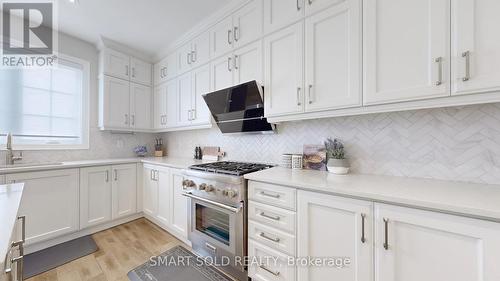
[182,161,272,281]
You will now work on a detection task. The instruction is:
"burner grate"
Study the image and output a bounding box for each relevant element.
[189,161,272,176]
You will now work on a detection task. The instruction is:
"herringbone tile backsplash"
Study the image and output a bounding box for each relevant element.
[163,103,500,185]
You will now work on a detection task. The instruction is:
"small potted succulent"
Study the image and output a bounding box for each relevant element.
[325,138,350,174]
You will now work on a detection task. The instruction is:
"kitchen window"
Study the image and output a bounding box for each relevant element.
[0,55,89,149]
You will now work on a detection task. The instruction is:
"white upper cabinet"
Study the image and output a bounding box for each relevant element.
[177,72,193,127]
[102,48,130,80]
[234,41,263,85]
[232,0,263,49]
[305,0,344,15]
[211,55,234,91]
[111,164,137,220]
[297,190,373,281]
[374,203,500,281]
[191,64,212,126]
[178,41,194,74]
[264,0,305,34]
[154,53,177,85]
[165,79,179,128]
[305,0,362,111]
[101,76,130,129]
[191,32,211,68]
[451,0,500,96]
[264,22,304,117]
[130,57,152,85]
[130,83,152,130]
[210,16,234,59]
[153,83,167,129]
[363,0,450,105]
[80,166,113,229]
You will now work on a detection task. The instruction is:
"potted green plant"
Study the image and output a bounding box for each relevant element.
[325,138,350,174]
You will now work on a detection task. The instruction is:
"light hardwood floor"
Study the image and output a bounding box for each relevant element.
[26,218,184,281]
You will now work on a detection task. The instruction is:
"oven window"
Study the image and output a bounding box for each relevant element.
[196,203,230,245]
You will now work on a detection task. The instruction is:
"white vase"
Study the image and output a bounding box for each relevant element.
[327,158,350,175]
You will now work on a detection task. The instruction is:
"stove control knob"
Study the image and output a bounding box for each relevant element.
[205,185,215,192]
[182,180,195,189]
[226,189,238,198]
[198,183,207,191]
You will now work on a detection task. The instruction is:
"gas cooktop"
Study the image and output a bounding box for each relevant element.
[189,161,272,176]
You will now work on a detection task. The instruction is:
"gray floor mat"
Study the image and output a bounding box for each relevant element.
[23,235,98,279]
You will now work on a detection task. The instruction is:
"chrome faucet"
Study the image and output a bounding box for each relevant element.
[5,133,23,165]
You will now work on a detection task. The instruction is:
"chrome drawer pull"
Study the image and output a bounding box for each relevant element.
[205,242,217,253]
[260,191,280,199]
[383,218,389,250]
[361,213,366,243]
[260,212,280,221]
[462,50,471,82]
[260,232,280,243]
[434,57,443,86]
[260,265,280,277]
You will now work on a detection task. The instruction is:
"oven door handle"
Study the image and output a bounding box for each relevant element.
[182,192,242,213]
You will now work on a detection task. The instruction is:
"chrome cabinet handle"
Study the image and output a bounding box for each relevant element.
[383,218,389,250]
[227,57,232,72]
[131,115,135,126]
[308,84,313,104]
[297,87,302,106]
[187,110,192,121]
[462,51,470,82]
[205,242,217,253]
[260,232,280,243]
[434,57,443,86]
[234,55,239,70]
[361,213,366,243]
[187,53,192,65]
[150,170,154,180]
[155,170,159,181]
[105,171,109,182]
[114,169,118,181]
[132,67,135,78]
[308,0,313,5]
[191,50,196,63]
[260,212,280,221]
[124,114,129,125]
[191,109,196,120]
[260,265,280,277]
[297,0,301,10]
[125,65,129,76]
[233,26,239,42]
[227,29,232,45]
[260,191,280,198]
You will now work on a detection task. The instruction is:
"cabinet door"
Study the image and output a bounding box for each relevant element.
[177,42,193,74]
[191,32,211,67]
[102,48,130,80]
[143,166,158,216]
[154,58,167,86]
[177,72,193,127]
[363,0,450,105]
[210,16,234,59]
[130,83,151,130]
[452,0,500,95]
[130,57,152,85]
[153,84,167,129]
[264,23,304,117]
[374,203,500,281]
[305,0,362,111]
[170,169,188,239]
[165,79,179,128]
[211,55,234,91]
[191,64,212,126]
[111,164,137,220]
[264,0,305,34]
[233,0,263,49]
[297,190,373,281]
[8,169,79,245]
[102,76,130,128]
[234,40,263,85]
[80,166,113,229]
[156,167,171,226]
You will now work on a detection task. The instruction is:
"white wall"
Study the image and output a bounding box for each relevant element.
[163,103,500,185]
[0,32,153,165]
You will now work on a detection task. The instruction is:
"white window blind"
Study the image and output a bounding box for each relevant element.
[0,57,89,149]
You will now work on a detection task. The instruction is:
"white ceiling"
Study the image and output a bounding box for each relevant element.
[58,0,232,59]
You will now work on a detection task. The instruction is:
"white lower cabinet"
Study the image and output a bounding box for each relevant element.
[111,164,137,219]
[374,203,500,281]
[142,165,188,242]
[297,190,373,281]
[249,241,296,281]
[6,169,79,245]
[80,166,113,229]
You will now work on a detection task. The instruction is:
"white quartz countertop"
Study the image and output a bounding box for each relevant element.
[244,167,500,222]
[0,183,24,270]
[0,157,209,174]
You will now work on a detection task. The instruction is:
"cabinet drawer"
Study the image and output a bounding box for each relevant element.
[249,221,296,256]
[249,201,296,234]
[249,181,296,210]
[249,241,296,281]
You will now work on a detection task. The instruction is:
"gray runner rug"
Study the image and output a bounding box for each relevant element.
[23,235,98,279]
[128,245,233,281]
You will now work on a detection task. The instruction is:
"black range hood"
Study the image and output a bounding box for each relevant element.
[202,81,276,134]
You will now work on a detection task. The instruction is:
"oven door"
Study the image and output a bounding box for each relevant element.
[184,193,246,275]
